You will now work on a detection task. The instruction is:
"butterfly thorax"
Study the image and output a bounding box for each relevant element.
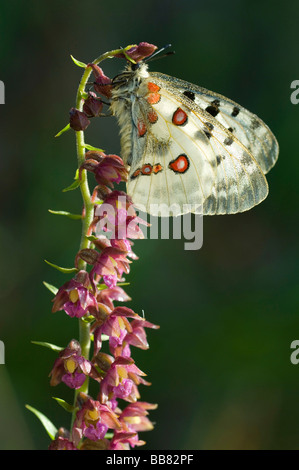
[110,63,153,166]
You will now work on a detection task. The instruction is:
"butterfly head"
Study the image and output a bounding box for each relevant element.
[111,61,149,91]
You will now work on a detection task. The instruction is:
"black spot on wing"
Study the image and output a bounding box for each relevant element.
[224,136,233,146]
[216,155,225,165]
[203,121,214,139]
[211,154,225,168]
[195,129,211,144]
[183,90,195,101]
[204,122,214,131]
[251,119,261,129]
[205,99,220,117]
[231,106,240,117]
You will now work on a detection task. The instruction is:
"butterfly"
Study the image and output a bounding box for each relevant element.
[110,56,279,217]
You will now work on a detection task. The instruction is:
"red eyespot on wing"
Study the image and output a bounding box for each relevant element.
[169,154,190,173]
[153,164,163,174]
[147,82,161,93]
[147,110,158,123]
[141,164,153,175]
[137,120,147,136]
[172,107,188,126]
[147,92,161,104]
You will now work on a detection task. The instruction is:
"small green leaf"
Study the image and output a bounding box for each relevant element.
[44,260,77,274]
[43,281,58,295]
[62,169,81,192]
[62,178,81,192]
[31,341,63,352]
[86,235,98,242]
[55,123,70,138]
[52,397,76,413]
[48,209,82,220]
[70,55,87,68]
[84,144,105,152]
[25,405,58,440]
[81,315,96,324]
[79,91,89,100]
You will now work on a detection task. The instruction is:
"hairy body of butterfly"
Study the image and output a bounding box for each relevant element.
[110,62,279,216]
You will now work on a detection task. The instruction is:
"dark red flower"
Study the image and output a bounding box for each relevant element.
[83,92,103,117]
[69,107,90,131]
[81,151,128,188]
[88,64,112,98]
[115,42,157,62]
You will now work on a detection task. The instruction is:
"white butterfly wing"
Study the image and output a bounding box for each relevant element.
[150,72,279,175]
[126,72,272,216]
[128,85,216,216]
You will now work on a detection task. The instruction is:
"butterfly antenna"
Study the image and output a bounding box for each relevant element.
[145,44,174,62]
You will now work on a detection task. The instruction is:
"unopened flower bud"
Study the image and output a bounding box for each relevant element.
[76,248,99,266]
[116,42,157,62]
[88,64,112,98]
[69,108,90,131]
[83,93,103,117]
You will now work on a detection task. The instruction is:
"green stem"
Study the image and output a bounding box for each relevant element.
[70,47,128,429]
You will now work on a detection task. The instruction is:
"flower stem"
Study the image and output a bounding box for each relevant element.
[70,48,125,429]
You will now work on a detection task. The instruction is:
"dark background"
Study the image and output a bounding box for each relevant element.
[0,0,298,450]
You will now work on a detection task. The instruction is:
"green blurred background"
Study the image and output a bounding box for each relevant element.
[0,0,298,450]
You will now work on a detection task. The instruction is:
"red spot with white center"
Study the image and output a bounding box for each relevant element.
[147,92,161,105]
[169,154,189,173]
[131,163,163,179]
[137,120,147,136]
[141,164,153,175]
[172,107,188,126]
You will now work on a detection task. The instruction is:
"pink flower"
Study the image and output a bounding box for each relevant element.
[100,356,150,404]
[120,318,160,358]
[97,286,131,310]
[52,271,98,319]
[108,402,157,449]
[93,306,144,356]
[94,190,146,240]
[119,402,157,432]
[90,246,132,289]
[49,340,101,389]
[49,436,78,450]
[72,396,120,447]
[108,431,141,450]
